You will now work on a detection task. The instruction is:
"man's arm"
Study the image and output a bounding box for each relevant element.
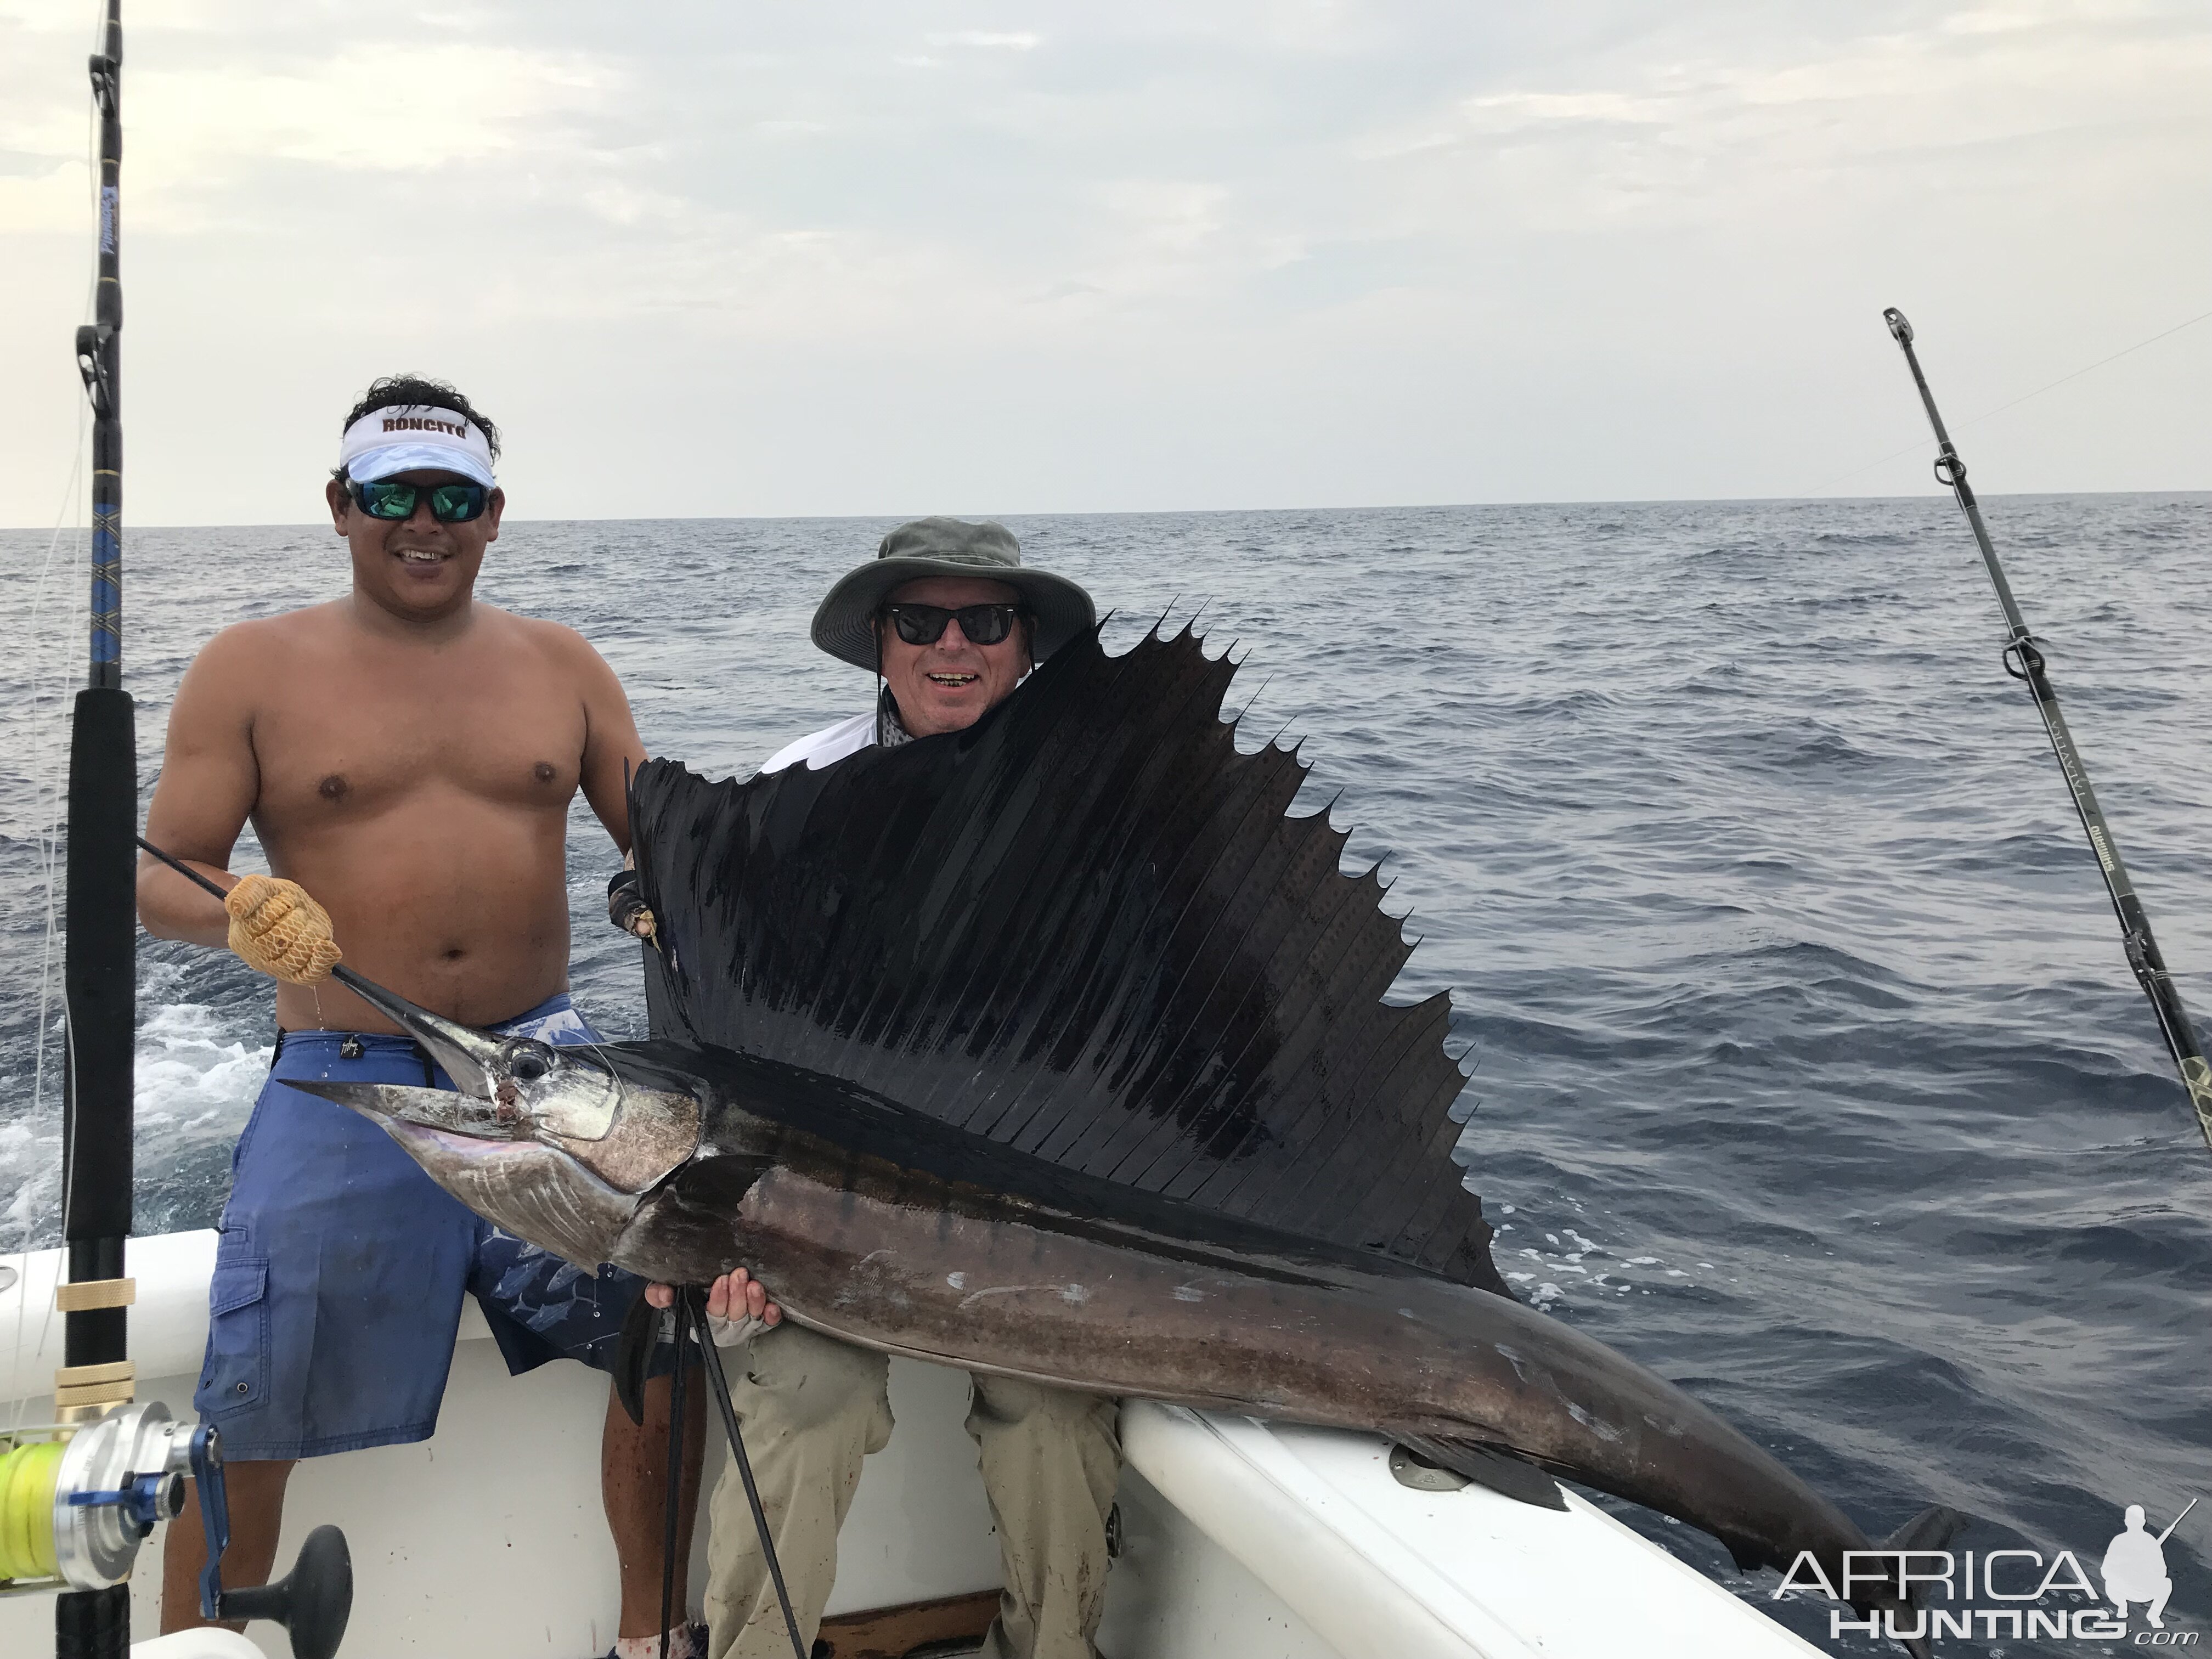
[566,628,648,856]
[139,625,343,985]
[137,627,263,945]
[549,624,656,938]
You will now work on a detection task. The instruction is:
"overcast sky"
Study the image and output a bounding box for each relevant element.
[2,2,2207,527]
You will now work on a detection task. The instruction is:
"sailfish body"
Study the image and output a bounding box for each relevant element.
[302,626,1944,1635]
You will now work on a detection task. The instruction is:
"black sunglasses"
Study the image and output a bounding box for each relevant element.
[881,602,1026,647]
[348,478,491,523]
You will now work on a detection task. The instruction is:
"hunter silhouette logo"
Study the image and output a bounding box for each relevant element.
[2105,1499,2193,1631]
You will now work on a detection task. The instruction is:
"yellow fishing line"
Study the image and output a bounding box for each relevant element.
[0,1440,64,1581]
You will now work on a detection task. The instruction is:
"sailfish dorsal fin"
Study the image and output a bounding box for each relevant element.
[630,626,1507,1293]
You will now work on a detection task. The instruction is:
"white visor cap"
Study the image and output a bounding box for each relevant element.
[339,405,496,488]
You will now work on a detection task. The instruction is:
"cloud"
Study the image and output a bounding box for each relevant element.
[926,31,1042,50]
[1,0,2208,525]
[131,44,620,176]
[1342,5,2212,241]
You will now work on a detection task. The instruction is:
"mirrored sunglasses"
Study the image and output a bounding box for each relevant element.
[348,478,490,523]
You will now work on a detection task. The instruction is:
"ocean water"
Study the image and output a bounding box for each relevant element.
[2,497,2208,1651]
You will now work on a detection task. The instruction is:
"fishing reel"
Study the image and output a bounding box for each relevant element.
[0,1403,351,1658]
[1,1402,198,1594]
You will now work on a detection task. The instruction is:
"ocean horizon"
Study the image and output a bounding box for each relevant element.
[4,493,2207,1651]
[10,485,2210,539]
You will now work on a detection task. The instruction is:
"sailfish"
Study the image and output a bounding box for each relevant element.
[299,623,1956,1643]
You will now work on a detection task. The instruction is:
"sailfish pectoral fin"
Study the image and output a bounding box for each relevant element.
[1393,1435,1566,1510]
[288,1077,506,1137]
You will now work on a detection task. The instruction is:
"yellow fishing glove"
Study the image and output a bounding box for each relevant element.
[224,874,342,985]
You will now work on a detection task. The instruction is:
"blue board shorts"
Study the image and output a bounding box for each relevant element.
[196,992,676,1460]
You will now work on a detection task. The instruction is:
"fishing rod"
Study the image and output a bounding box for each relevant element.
[137,836,810,1659]
[1882,308,2212,1155]
[656,1294,691,1659]
[686,1291,809,1659]
[52,0,139,1649]
[0,8,348,1649]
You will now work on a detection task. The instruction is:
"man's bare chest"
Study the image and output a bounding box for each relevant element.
[251,660,586,822]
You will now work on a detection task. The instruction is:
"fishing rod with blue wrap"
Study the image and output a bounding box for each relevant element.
[1882,307,2212,1155]
[46,1,143,1648]
[0,7,351,1654]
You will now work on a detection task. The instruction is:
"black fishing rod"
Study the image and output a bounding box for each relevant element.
[686,1290,809,1659]
[656,1295,690,1659]
[1883,307,2212,1154]
[57,1,137,1652]
[16,14,351,1645]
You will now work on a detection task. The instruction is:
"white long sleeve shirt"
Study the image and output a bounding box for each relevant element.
[759,709,877,776]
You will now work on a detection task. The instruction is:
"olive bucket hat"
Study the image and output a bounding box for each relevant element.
[810,517,1097,673]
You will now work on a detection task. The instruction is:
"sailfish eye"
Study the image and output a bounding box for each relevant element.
[503,1040,555,1083]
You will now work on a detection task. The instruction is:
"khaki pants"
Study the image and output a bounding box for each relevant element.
[703,1323,1121,1659]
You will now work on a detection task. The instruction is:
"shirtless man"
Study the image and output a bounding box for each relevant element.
[139,377,705,1659]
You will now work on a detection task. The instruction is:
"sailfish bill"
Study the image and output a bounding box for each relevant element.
[300,624,1956,1645]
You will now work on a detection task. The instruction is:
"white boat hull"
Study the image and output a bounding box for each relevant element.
[2,1232,1822,1657]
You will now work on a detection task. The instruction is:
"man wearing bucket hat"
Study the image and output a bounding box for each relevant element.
[788,514,1097,755]
[629,520,1120,1659]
